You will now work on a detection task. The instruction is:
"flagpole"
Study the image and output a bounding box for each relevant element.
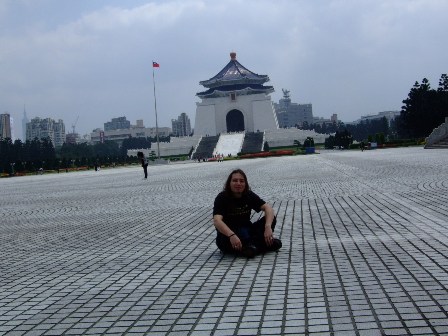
[152,61,160,159]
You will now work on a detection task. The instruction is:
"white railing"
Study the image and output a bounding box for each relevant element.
[190,136,203,158]
[264,128,330,146]
[261,131,266,151]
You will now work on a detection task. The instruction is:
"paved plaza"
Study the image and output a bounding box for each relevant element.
[1,147,448,336]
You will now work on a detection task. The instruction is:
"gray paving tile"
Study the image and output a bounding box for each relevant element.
[1,148,448,336]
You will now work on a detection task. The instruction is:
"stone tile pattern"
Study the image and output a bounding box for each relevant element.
[1,147,447,335]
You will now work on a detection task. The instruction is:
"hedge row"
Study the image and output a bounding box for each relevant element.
[239,150,295,159]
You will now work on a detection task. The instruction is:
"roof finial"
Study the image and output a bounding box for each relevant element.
[230,51,236,60]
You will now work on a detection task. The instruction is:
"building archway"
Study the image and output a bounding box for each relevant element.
[226,109,245,132]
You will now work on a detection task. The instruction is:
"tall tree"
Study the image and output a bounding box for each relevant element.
[334,130,353,148]
[397,76,448,138]
[438,73,448,92]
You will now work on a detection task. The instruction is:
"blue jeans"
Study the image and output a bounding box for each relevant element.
[216,216,277,253]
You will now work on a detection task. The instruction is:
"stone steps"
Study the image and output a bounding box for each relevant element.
[241,132,264,153]
[192,135,219,159]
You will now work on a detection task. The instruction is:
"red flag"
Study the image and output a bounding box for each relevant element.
[153,61,160,68]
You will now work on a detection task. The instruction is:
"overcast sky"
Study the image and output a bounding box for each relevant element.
[1,0,447,138]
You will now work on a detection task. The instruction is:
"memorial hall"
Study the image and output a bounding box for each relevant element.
[130,52,328,159]
[194,52,279,136]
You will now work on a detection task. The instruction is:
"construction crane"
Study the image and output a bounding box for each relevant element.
[71,116,79,134]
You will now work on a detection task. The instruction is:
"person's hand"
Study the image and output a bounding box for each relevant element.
[230,234,242,251]
[264,226,274,246]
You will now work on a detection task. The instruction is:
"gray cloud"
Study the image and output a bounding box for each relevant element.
[1,0,447,137]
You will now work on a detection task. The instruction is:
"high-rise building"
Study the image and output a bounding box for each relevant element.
[104,117,131,131]
[10,116,14,139]
[0,113,12,139]
[171,113,192,136]
[22,107,29,141]
[26,117,66,147]
[53,120,66,147]
[273,89,313,128]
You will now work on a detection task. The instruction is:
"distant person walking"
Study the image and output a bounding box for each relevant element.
[137,151,149,179]
[213,169,282,258]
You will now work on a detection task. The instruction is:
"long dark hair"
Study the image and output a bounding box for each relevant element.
[223,169,251,195]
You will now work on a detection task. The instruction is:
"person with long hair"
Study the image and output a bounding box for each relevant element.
[213,169,282,258]
[137,151,148,179]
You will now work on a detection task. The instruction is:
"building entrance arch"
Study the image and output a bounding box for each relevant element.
[226,109,245,132]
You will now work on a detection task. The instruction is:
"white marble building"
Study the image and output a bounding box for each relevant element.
[194,52,278,136]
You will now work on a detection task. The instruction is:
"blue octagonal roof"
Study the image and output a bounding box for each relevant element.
[199,52,270,89]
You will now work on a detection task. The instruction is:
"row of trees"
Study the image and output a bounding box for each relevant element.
[394,74,448,138]
[0,138,56,174]
[301,117,390,142]
[58,135,169,160]
[300,118,389,149]
[303,73,448,146]
[324,130,354,149]
[0,135,170,174]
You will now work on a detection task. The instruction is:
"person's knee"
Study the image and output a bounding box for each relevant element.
[255,215,276,229]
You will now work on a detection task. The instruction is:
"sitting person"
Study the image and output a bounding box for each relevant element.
[213,169,282,258]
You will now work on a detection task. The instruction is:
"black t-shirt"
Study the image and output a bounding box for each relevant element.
[213,190,265,230]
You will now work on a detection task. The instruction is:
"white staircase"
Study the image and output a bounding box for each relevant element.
[213,133,245,157]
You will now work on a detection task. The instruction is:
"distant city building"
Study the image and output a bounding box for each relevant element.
[79,133,91,143]
[135,119,144,128]
[53,120,65,147]
[90,119,171,146]
[171,113,192,137]
[66,116,80,145]
[10,116,15,139]
[313,113,338,126]
[104,116,131,131]
[26,117,66,147]
[22,108,29,141]
[65,132,80,145]
[347,111,400,125]
[273,89,314,128]
[0,113,12,139]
